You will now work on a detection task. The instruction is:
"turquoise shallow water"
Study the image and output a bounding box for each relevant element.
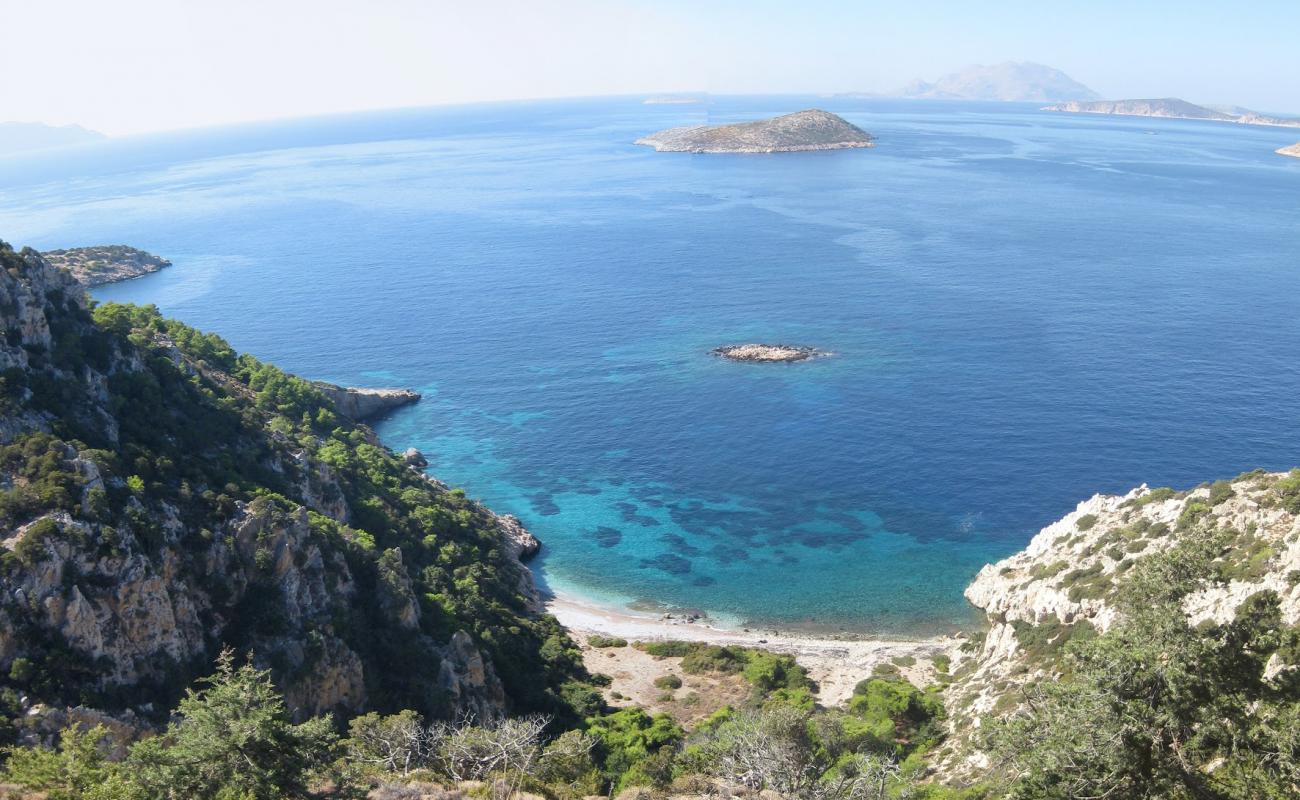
[2,97,1299,635]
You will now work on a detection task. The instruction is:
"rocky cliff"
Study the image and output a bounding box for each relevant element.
[312,382,421,422]
[0,241,590,743]
[939,469,1300,777]
[636,110,874,153]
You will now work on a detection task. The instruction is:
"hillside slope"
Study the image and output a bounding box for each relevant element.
[939,470,1300,790]
[0,241,593,743]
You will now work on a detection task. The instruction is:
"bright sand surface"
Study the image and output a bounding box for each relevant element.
[547,590,957,707]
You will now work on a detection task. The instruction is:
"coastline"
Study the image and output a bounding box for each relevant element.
[546,589,959,706]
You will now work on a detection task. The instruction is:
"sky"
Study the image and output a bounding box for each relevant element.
[4,0,1299,136]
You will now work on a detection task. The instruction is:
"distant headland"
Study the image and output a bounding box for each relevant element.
[1278,143,1300,158]
[643,95,705,105]
[1044,98,1300,129]
[41,245,171,286]
[636,109,874,153]
[713,344,827,363]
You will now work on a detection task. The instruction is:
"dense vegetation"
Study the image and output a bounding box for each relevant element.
[0,645,965,800]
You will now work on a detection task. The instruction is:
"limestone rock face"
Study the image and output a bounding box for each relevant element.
[404,447,429,468]
[496,514,543,612]
[313,382,421,421]
[940,470,1300,779]
[0,249,86,371]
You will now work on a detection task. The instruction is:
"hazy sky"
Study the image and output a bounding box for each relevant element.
[5,0,1299,135]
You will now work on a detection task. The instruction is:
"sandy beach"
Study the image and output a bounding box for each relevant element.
[547,590,959,707]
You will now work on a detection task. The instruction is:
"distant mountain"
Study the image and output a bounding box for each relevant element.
[0,121,105,154]
[1045,98,1300,129]
[635,109,874,153]
[898,62,1099,103]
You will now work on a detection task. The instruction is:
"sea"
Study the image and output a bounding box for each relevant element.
[2,96,1298,636]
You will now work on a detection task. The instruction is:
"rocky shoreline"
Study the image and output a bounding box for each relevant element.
[312,382,420,421]
[41,245,171,286]
[712,343,825,363]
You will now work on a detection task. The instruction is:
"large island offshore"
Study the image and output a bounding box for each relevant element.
[636,109,874,153]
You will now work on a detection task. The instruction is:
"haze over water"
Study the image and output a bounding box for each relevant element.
[3,97,1298,635]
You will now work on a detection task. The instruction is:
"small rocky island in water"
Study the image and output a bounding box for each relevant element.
[41,245,171,286]
[713,344,826,363]
[636,109,874,153]
[1278,143,1300,158]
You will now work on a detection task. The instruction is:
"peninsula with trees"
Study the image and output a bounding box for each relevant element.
[636,109,874,153]
[39,245,171,286]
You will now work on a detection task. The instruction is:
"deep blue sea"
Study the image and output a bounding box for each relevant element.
[2,97,1299,635]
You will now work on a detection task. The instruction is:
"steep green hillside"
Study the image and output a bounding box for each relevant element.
[0,241,596,741]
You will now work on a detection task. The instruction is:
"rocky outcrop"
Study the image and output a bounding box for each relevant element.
[0,247,85,370]
[1045,98,1300,128]
[496,514,543,613]
[940,470,1300,777]
[1278,143,1300,158]
[41,245,171,286]
[314,383,421,421]
[712,344,825,363]
[636,110,874,153]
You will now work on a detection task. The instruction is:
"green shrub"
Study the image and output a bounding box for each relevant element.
[14,517,58,564]
[1029,560,1068,580]
[636,641,694,658]
[1177,499,1211,530]
[1275,469,1300,514]
[653,674,682,690]
[588,635,628,649]
[1124,486,1176,508]
[1207,480,1235,507]
[848,676,946,754]
[1075,514,1099,531]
